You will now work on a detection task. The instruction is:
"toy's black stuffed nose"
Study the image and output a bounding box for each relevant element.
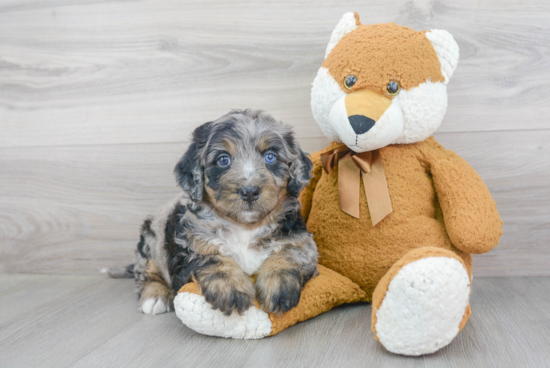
[349,115,376,135]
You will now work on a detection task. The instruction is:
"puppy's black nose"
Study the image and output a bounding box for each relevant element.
[239,186,261,203]
[349,115,376,135]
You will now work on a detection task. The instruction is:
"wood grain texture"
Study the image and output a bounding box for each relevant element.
[1,0,549,148]
[1,0,549,276]
[0,274,549,367]
[0,131,548,276]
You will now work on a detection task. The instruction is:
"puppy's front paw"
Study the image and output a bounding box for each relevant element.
[256,269,302,314]
[140,297,171,315]
[200,275,255,316]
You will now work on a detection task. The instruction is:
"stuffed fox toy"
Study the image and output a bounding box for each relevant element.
[174,12,503,356]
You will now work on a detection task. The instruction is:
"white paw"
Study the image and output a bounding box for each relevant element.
[140,297,171,315]
[174,292,272,339]
[374,257,470,356]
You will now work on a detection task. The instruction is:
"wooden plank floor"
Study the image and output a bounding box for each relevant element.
[1,274,549,367]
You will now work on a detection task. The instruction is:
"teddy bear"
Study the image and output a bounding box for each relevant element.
[173,12,503,356]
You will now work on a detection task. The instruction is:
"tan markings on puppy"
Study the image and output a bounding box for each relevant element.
[188,236,224,256]
[200,114,307,226]
[256,136,270,153]
[206,154,283,225]
[221,138,237,157]
[255,135,285,157]
[139,281,174,303]
[136,260,175,314]
[144,260,166,283]
[323,22,444,94]
[255,253,303,314]
[194,256,256,316]
[118,110,317,317]
[247,189,291,235]
[255,235,318,314]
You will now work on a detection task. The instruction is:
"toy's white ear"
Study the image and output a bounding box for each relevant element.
[425,30,459,84]
[325,12,359,58]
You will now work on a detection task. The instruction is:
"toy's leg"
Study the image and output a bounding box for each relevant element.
[371,247,471,356]
[174,265,365,339]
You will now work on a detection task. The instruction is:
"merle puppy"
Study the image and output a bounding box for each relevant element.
[108,109,318,316]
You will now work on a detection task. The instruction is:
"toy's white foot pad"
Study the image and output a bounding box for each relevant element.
[375,257,470,356]
[174,292,272,339]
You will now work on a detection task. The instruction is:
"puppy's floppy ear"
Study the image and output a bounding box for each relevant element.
[285,134,313,198]
[174,122,213,202]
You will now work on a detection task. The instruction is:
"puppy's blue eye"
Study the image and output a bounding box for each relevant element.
[217,155,231,167]
[264,153,276,164]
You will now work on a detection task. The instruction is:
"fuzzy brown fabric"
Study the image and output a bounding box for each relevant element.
[267,265,365,335]
[300,138,502,302]
[176,18,502,340]
[323,20,444,95]
[177,137,501,336]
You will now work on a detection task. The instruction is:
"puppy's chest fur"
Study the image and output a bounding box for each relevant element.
[215,223,278,275]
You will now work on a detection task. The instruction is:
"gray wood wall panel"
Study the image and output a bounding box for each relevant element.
[0,131,548,275]
[1,0,549,275]
[1,0,549,148]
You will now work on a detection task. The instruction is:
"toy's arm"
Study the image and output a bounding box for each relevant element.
[428,140,503,254]
[298,151,323,222]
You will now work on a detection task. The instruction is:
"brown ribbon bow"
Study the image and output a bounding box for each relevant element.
[321,146,392,226]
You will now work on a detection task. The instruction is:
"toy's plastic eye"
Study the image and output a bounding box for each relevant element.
[264,153,277,164]
[387,81,400,95]
[217,155,231,167]
[344,75,357,89]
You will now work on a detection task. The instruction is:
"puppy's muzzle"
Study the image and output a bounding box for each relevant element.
[239,186,261,203]
[345,89,391,133]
